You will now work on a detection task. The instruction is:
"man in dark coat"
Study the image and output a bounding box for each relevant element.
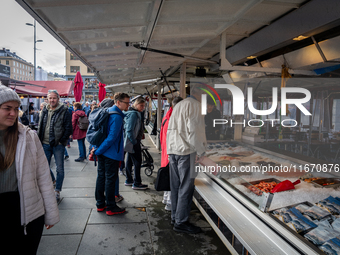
[37,90,72,202]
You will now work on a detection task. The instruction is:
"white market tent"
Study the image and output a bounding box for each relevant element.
[16,0,340,95]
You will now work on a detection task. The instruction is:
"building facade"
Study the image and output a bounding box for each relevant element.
[0,48,34,81]
[65,49,109,102]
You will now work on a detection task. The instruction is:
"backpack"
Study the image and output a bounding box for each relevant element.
[78,115,89,130]
[86,108,119,146]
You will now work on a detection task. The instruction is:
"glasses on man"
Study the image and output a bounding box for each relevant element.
[119,100,130,105]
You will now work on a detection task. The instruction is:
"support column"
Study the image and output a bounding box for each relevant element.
[234,115,243,141]
[180,62,186,98]
[157,84,162,150]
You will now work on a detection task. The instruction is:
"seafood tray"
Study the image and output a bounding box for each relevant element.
[311,178,340,189]
[270,201,314,214]
[241,178,280,196]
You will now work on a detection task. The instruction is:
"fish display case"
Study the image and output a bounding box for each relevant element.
[193,141,340,254]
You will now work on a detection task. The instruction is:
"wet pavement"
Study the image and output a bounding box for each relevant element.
[37,134,231,255]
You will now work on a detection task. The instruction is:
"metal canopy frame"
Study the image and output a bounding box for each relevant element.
[15,0,340,93]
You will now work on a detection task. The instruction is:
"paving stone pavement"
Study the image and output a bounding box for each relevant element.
[37,134,231,255]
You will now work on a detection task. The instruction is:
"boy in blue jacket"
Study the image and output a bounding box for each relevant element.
[94,92,130,215]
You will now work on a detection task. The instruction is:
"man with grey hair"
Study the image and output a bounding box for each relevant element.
[166,86,207,234]
[83,101,91,116]
[37,90,72,202]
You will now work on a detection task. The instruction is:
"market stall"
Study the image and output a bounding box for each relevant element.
[195,140,340,254]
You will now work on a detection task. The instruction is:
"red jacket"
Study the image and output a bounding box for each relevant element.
[160,107,173,167]
[72,110,87,139]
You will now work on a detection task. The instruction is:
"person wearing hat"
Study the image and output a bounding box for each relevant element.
[0,84,59,254]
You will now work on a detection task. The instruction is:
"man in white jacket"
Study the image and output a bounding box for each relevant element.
[166,86,207,234]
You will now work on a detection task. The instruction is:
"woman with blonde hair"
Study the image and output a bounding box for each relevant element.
[0,85,59,254]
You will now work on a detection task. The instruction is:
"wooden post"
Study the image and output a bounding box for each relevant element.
[157,84,162,150]
[180,62,186,98]
[234,115,243,141]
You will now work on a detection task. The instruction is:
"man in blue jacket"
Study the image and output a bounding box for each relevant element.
[94,92,130,215]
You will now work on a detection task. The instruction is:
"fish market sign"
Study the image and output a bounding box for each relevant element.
[202,84,311,128]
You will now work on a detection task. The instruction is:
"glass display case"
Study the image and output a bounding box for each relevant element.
[194,141,340,254]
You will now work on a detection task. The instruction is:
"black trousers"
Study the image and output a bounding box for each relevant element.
[125,140,142,185]
[95,155,119,210]
[0,191,45,255]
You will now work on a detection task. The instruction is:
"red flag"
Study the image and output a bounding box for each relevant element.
[98,82,106,102]
[73,71,83,102]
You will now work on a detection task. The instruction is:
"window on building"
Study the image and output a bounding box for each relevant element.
[70,66,80,73]
[87,67,93,73]
[6,60,9,65]
[70,54,79,60]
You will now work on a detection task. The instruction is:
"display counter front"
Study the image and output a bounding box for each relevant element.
[194,141,340,254]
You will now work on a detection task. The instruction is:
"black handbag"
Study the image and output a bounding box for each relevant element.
[154,164,170,191]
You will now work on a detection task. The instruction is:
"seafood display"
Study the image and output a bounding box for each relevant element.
[271,197,340,253]
[204,141,340,253]
[303,177,321,183]
[249,181,278,195]
[305,226,339,246]
[320,238,340,255]
[241,178,280,196]
[312,178,340,188]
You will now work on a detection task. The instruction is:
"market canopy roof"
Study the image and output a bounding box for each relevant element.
[11,81,74,97]
[16,0,340,94]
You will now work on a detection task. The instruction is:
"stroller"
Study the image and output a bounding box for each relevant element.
[141,142,154,176]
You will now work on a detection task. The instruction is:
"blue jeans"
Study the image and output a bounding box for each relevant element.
[77,138,86,159]
[95,155,119,210]
[64,147,69,157]
[42,143,65,192]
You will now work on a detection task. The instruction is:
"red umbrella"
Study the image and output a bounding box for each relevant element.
[98,82,106,102]
[74,71,83,102]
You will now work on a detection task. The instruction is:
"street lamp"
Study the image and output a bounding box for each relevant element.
[26,20,43,81]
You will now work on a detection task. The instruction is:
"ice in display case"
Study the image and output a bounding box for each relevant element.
[194,141,340,254]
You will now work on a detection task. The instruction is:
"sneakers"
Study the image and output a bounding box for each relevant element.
[106,206,126,216]
[97,206,107,212]
[124,181,133,186]
[119,168,126,176]
[64,155,69,160]
[115,194,124,203]
[55,191,60,203]
[173,222,202,234]
[165,203,171,211]
[132,184,148,190]
[75,157,85,162]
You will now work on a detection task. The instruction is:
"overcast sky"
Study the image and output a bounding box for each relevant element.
[1,0,66,75]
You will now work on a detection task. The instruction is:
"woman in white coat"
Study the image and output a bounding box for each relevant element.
[0,84,59,254]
